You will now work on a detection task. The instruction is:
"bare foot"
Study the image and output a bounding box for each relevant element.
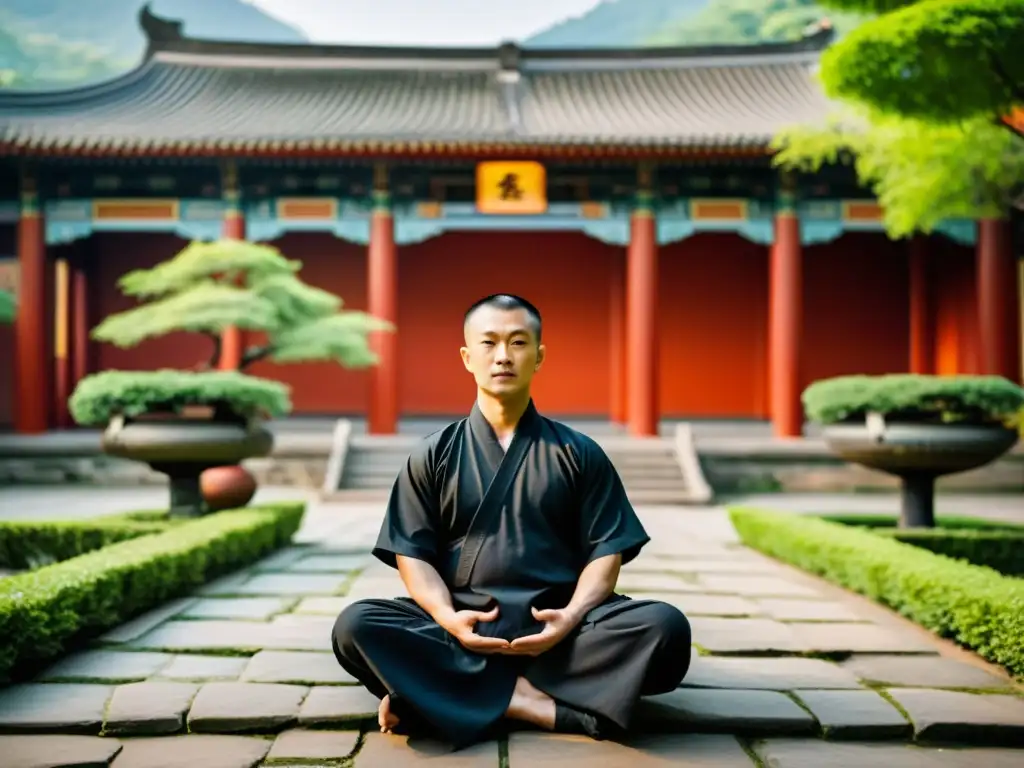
[505,677,556,730]
[378,694,400,733]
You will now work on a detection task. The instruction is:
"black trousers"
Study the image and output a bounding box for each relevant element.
[330,594,692,746]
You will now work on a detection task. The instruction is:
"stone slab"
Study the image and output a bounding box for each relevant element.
[298,686,380,726]
[638,688,816,736]
[885,688,1024,745]
[755,599,868,623]
[293,597,356,615]
[106,734,271,768]
[0,684,113,733]
[38,651,172,682]
[154,655,248,682]
[788,623,939,654]
[754,740,1024,768]
[355,732,499,766]
[127,620,327,653]
[840,655,1015,690]
[0,734,123,768]
[177,597,293,621]
[290,554,371,572]
[103,682,199,736]
[506,732,755,766]
[221,573,349,596]
[195,572,253,597]
[637,559,779,576]
[271,613,337,631]
[99,598,197,643]
[697,575,820,598]
[617,573,701,594]
[689,618,805,653]
[657,594,760,618]
[187,682,309,733]
[793,689,911,739]
[240,651,356,684]
[267,728,360,760]
[682,656,862,690]
[250,548,310,572]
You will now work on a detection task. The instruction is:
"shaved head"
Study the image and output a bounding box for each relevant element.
[463,294,542,343]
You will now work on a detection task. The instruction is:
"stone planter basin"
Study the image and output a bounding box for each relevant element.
[102,412,274,516]
[821,421,1017,527]
[821,422,1018,477]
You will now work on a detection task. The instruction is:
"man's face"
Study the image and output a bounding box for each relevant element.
[460,306,545,398]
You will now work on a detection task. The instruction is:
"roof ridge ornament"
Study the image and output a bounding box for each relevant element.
[139,3,184,52]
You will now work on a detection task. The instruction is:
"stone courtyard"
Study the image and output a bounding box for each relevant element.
[1,491,1023,767]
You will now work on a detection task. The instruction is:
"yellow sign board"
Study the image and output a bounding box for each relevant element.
[476,161,547,214]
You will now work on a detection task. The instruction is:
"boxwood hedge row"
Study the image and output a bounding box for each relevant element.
[728,507,1024,678]
[0,501,304,684]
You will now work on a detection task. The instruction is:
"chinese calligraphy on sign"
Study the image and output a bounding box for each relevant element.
[476,162,547,214]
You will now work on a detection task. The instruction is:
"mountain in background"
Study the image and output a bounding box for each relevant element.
[524,0,864,48]
[524,0,708,48]
[0,0,306,90]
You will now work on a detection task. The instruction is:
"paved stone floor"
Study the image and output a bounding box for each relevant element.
[2,494,1024,766]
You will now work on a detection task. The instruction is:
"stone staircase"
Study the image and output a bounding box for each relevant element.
[322,423,712,504]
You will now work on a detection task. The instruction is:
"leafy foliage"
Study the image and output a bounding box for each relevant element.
[802,374,1024,426]
[0,289,14,324]
[0,501,304,684]
[68,370,292,426]
[729,507,1024,677]
[91,239,392,372]
[647,0,864,46]
[817,0,1024,126]
[772,108,1024,236]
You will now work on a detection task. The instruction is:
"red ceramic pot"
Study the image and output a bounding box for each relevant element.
[201,464,257,511]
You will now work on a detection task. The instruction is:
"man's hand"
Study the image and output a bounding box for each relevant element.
[505,606,580,656]
[439,606,511,654]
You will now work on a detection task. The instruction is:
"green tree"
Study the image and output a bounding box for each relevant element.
[773,0,1024,237]
[816,0,1024,131]
[0,290,15,324]
[92,239,392,371]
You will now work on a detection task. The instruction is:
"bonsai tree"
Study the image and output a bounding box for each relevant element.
[803,374,1024,528]
[69,238,392,425]
[0,289,14,324]
[67,238,392,518]
[772,0,1024,237]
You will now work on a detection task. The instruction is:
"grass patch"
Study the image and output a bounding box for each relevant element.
[728,507,1024,679]
[0,501,304,684]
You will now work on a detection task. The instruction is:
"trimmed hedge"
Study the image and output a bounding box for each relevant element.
[819,514,1024,577]
[0,501,304,684]
[728,507,1024,678]
[0,519,171,570]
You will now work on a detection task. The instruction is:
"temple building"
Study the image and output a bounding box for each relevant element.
[0,8,1020,437]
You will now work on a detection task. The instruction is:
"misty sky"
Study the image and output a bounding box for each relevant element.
[249,0,604,45]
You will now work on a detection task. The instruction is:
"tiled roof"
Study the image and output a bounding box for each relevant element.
[0,6,835,156]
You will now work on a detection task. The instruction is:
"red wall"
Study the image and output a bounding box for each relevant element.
[396,231,619,416]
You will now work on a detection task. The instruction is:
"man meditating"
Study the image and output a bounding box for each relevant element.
[331,294,692,747]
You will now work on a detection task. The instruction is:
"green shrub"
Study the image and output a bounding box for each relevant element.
[0,519,169,570]
[728,507,1024,678]
[0,289,14,324]
[818,514,1024,576]
[0,501,304,684]
[68,369,292,426]
[802,374,1024,426]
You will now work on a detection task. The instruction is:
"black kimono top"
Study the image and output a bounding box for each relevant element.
[372,400,650,641]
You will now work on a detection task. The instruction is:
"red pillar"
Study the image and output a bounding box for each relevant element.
[71,255,91,388]
[15,172,49,433]
[768,179,803,438]
[53,257,72,428]
[219,162,245,371]
[977,217,1021,382]
[625,184,658,437]
[908,236,934,374]
[367,169,398,434]
[609,251,627,424]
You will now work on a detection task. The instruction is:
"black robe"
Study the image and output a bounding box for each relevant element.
[331,400,692,745]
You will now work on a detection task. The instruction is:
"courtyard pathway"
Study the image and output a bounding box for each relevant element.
[1,496,1023,767]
